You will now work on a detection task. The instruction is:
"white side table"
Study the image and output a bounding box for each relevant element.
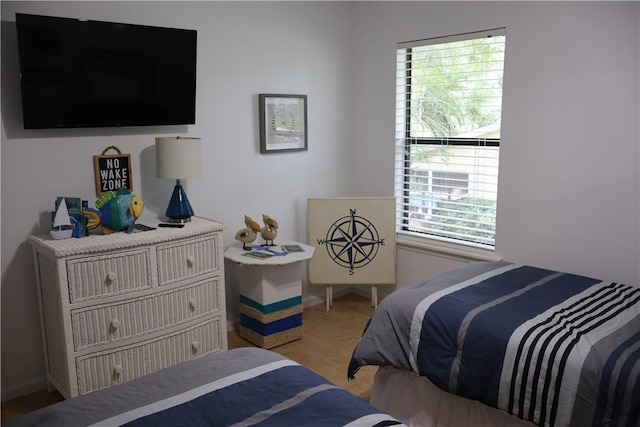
[224,241,314,348]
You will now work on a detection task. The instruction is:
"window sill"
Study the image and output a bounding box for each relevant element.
[396,232,502,262]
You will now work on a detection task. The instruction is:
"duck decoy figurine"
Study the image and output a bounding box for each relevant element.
[244,215,261,234]
[236,215,261,250]
[234,227,257,250]
[260,214,279,246]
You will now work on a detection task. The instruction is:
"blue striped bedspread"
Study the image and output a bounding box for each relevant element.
[97,359,401,427]
[348,261,640,427]
[8,348,405,427]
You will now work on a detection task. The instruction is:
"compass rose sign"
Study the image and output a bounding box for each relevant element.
[322,210,384,275]
[308,198,396,286]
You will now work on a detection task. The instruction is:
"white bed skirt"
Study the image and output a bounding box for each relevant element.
[370,366,535,427]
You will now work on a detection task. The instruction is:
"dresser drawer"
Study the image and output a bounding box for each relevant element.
[71,278,222,351]
[67,249,152,303]
[75,318,223,394]
[157,235,219,286]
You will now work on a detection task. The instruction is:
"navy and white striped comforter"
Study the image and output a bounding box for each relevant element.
[8,348,404,427]
[348,261,640,427]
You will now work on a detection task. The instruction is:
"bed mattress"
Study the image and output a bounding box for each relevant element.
[371,365,535,427]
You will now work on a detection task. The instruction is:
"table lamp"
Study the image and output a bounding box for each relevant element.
[155,136,202,223]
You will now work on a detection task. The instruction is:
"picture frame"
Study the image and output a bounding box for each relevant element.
[93,146,133,195]
[259,94,308,153]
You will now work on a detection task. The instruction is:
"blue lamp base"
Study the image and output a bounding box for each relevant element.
[165,183,194,223]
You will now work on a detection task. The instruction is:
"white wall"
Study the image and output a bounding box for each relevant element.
[350,1,640,287]
[1,1,355,400]
[2,1,639,402]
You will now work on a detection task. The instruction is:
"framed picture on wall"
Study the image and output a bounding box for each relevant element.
[259,94,307,153]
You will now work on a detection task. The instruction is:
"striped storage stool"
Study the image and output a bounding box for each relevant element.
[224,242,314,349]
[239,295,302,348]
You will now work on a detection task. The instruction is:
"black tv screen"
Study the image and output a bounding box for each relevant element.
[15,13,197,129]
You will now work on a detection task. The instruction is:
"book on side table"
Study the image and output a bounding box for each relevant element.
[281,244,304,253]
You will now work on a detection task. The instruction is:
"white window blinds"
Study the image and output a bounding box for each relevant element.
[395,28,506,249]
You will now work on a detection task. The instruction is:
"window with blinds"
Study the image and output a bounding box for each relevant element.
[395,28,506,249]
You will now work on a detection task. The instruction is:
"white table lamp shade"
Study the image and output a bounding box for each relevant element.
[155,137,202,179]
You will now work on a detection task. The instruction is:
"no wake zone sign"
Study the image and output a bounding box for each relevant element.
[93,146,133,195]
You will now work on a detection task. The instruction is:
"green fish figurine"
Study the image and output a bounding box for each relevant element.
[84,188,145,234]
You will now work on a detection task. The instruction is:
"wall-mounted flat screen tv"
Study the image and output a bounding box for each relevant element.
[15,13,197,129]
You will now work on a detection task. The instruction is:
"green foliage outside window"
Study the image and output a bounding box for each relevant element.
[409,37,505,139]
[430,197,496,245]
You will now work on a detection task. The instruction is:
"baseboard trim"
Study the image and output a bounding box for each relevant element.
[1,377,48,403]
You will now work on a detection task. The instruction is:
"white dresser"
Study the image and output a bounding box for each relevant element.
[28,216,227,399]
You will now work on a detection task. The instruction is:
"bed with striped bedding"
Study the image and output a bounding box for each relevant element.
[348,261,640,427]
[8,347,404,427]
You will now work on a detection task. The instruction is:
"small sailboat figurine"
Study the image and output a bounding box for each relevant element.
[50,198,74,240]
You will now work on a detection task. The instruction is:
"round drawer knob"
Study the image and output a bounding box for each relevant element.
[110,319,121,330]
[191,341,200,351]
[107,272,117,282]
[189,299,197,310]
[113,365,123,376]
[186,256,195,267]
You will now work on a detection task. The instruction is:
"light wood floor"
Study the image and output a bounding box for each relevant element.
[1,294,377,423]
